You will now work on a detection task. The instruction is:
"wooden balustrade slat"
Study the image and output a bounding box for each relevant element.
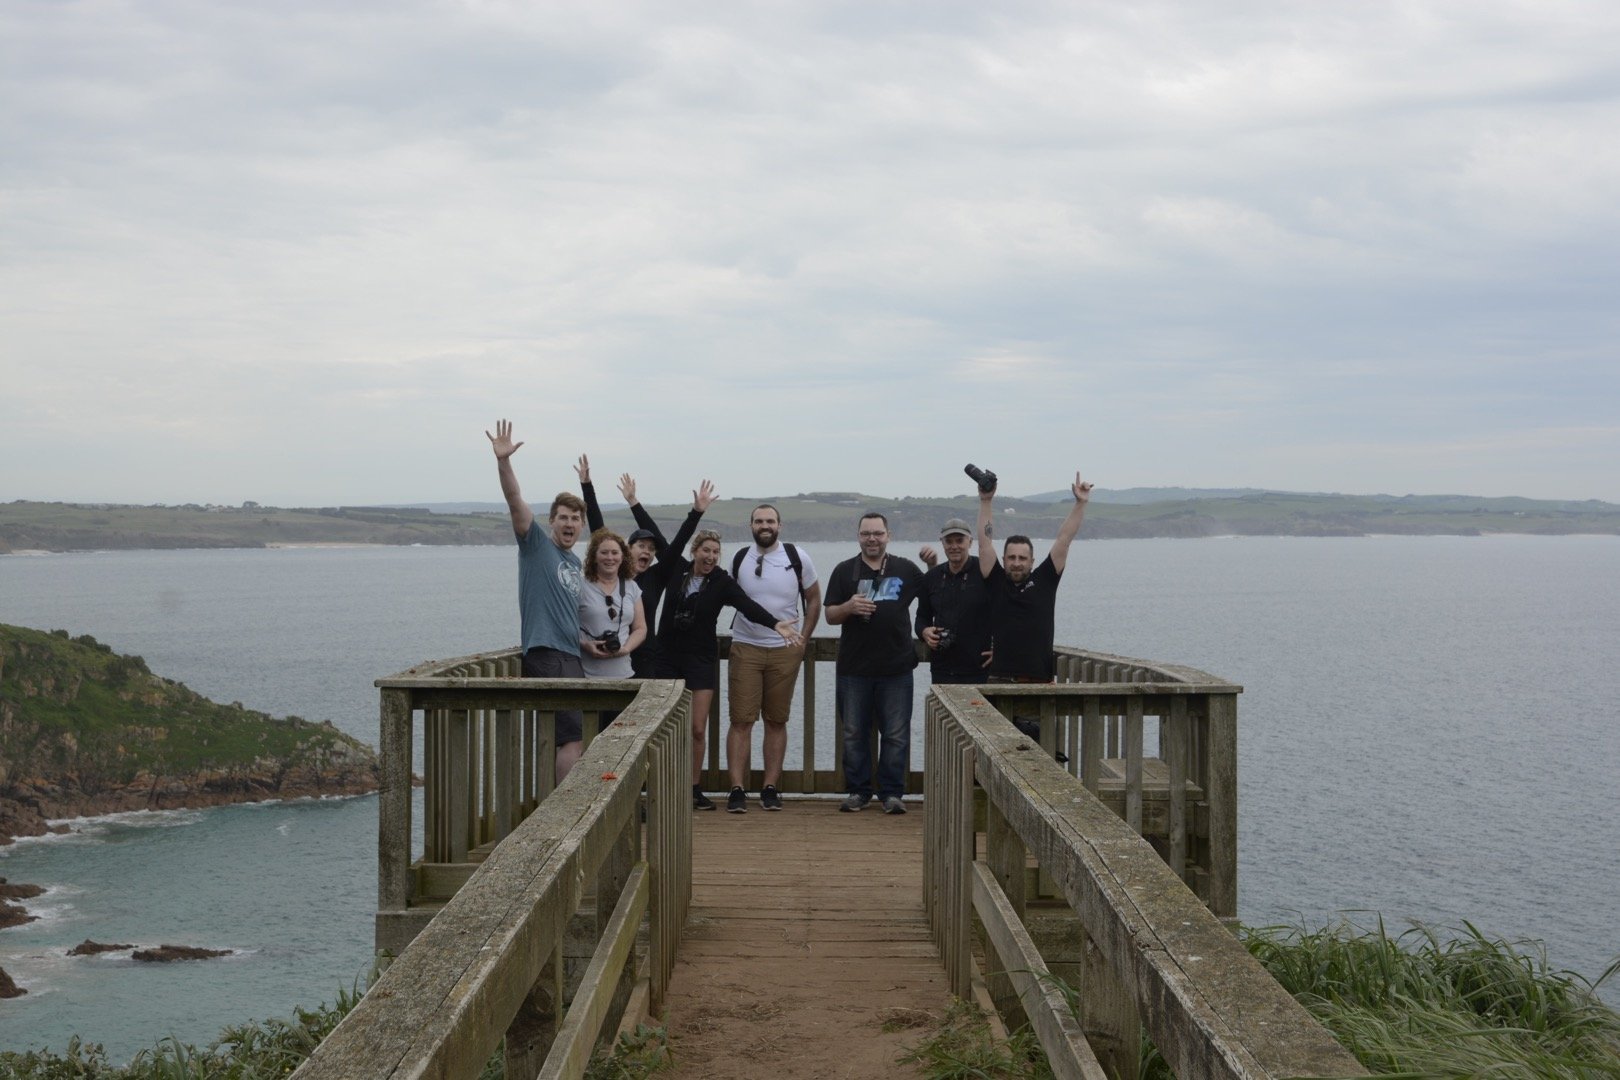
[537,864,650,1080]
[1124,698,1143,834]
[971,861,1109,1080]
[1166,695,1189,882]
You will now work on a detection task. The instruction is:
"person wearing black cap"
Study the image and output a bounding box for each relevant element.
[914,518,993,684]
[573,454,715,677]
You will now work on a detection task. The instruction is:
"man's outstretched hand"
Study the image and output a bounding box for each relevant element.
[487,420,523,460]
[1072,473,1094,503]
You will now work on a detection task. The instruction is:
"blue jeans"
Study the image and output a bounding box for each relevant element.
[837,672,913,800]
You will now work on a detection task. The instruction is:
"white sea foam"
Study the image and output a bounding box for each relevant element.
[11,884,83,930]
[49,808,206,834]
[2,809,204,857]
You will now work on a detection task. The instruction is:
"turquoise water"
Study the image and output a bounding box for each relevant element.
[1,536,1617,1057]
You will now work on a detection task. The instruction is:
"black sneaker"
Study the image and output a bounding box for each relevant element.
[760,785,783,811]
[726,786,747,813]
[693,787,716,811]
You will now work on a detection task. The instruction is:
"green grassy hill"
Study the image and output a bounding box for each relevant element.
[0,624,378,843]
[3,490,1617,552]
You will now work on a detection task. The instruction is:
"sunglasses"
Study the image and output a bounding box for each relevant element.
[605,598,619,620]
[754,553,765,577]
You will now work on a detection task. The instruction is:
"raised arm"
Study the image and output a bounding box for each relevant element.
[977,482,997,579]
[662,479,715,558]
[618,473,667,553]
[576,455,604,533]
[1048,472,1093,574]
[487,419,533,538]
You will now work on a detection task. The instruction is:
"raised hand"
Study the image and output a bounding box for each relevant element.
[1072,472,1094,503]
[693,479,716,512]
[917,545,939,567]
[618,473,638,505]
[574,454,591,484]
[486,419,523,460]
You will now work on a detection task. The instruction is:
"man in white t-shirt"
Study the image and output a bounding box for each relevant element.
[724,504,822,813]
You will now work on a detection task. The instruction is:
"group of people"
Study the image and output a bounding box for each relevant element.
[487,419,1090,815]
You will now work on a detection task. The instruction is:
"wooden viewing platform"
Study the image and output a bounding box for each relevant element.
[294,643,1369,1080]
[663,801,945,1079]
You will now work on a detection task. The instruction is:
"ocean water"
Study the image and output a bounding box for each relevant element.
[1,536,1617,1058]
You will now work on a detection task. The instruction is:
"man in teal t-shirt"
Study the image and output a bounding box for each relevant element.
[488,419,587,781]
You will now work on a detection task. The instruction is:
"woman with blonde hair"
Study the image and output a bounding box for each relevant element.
[654,529,800,810]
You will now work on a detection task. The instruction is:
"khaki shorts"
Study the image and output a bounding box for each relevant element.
[727,640,803,726]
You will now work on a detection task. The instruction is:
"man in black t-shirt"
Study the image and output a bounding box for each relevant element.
[976,471,1093,683]
[824,512,924,814]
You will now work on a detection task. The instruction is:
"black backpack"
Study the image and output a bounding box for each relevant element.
[731,543,809,612]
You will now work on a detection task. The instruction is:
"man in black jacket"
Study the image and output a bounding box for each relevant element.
[914,518,992,684]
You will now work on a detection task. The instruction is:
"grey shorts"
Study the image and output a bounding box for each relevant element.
[521,646,584,745]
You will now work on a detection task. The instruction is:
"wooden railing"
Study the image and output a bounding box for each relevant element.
[924,684,1365,1080]
[304,674,692,1080]
[376,641,1239,929]
[979,646,1241,917]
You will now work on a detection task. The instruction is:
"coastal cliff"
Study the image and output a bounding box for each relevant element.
[0,624,379,844]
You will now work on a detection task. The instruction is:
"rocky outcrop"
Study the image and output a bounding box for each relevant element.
[67,940,135,956]
[1,624,381,844]
[0,878,44,900]
[0,966,23,998]
[0,901,36,930]
[0,877,44,931]
[131,944,232,962]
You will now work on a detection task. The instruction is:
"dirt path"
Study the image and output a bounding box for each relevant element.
[658,798,950,1079]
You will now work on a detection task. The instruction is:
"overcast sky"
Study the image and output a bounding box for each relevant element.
[3,1,1617,506]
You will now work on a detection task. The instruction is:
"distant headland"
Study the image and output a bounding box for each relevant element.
[2,489,1617,554]
[0,624,380,846]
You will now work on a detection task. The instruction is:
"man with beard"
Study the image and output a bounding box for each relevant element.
[824,512,925,814]
[975,471,1093,685]
[487,420,589,782]
[723,504,822,812]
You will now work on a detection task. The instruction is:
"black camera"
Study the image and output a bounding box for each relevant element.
[597,630,622,653]
[963,463,997,493]
[935,626,956,652]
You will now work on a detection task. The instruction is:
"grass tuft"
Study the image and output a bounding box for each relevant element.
[898,998,1053,1079]
[583,1024,673,1079]
[1238,919,1620,1079]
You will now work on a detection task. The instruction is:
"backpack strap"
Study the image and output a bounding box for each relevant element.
[731,548,747,579]
[782,542,806,600]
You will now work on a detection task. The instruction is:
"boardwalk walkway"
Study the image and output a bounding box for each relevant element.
[660,797,951,1079]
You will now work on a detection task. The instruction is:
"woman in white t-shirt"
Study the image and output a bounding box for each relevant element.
[578,529,647,680]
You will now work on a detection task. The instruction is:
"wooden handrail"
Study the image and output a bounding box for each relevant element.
[302,679,692,1080]
[924,685,1364,1080]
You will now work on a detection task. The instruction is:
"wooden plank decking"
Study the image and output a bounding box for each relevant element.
[659,797,951,1079]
